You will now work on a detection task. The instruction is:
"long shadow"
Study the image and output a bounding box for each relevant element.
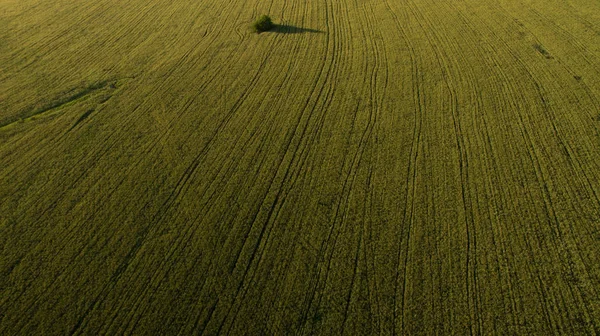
[270,24,324,34]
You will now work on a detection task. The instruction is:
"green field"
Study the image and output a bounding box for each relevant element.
[1,0,600,333]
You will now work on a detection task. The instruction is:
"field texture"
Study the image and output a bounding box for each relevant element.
[2,0,600,334]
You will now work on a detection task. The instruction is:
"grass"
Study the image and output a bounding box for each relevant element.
[1,0,600,334]
[252,15,274,33]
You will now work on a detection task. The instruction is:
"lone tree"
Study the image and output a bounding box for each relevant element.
[253,15,274,33]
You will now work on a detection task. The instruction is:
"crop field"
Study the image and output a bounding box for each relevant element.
[1,0,600,334]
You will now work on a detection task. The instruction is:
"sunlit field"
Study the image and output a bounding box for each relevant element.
[1,0,600,333]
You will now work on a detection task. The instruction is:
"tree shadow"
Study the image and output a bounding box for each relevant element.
[270,24,324,34]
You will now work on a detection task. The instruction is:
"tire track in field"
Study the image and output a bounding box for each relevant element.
[432,0,600,332]
[262,0,345,328]
[84,0,328,328]
[0,0,209,203]
[0,79,126,211]
[0,78,176,334]
[211,0,346,330]
[133,2,281,205]
[440,3,534,333]
[1,0,156,114]
[525,2,600,65]
[0,94,158,333]
[112,15,320,335]
[338,0,388,331]
[224,5,330,330]
[305,6,387,332]
[18,1,268,334]
[215,11,350,336]
[327,0,389,332]
[507,38,600,336]
[1,0,107,72]
[0,0,224,220]
[376,0,424,333]
[515,2,600,204]
[69,35,280,336]
[486,3,599,331]
[216,10,336,336]
[386,0,481,332]
[455,2,599,332]
[181,32,336,334]
[562,0,600,35]
[2,76,187,308]
[460,4,564,334]
[431,3,554,332]
[4,98,167,336]
[18,0,242,228]
[231,3,347,331]
[3,0,221,125]
[286,0,383,332]
[416,4,481,334]
[515,4,600,129]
